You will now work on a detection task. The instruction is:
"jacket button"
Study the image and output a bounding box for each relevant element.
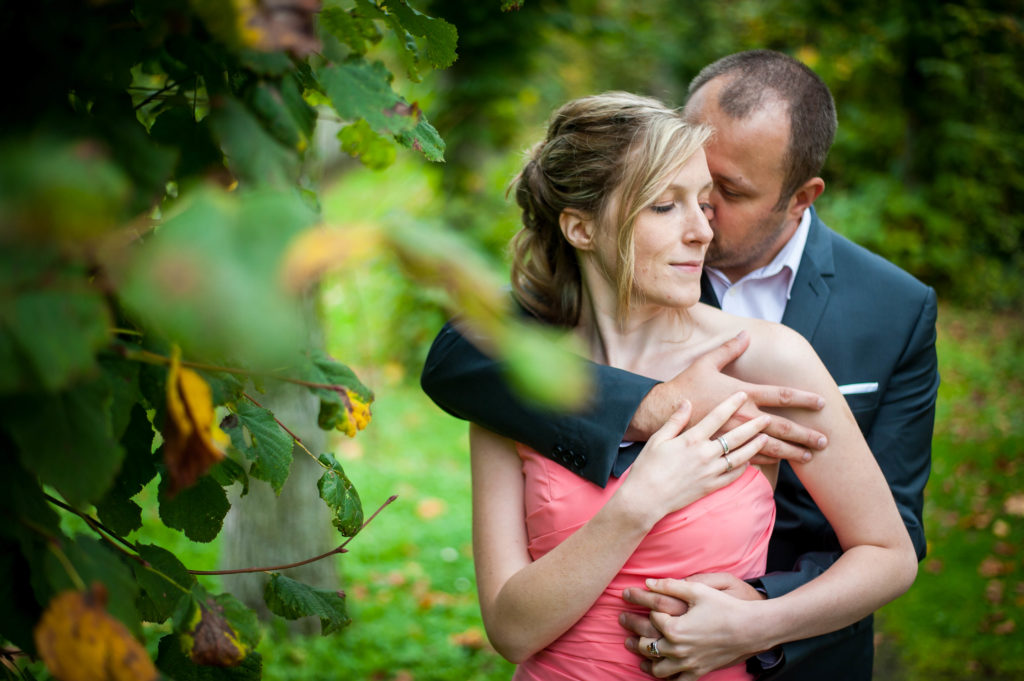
[571,452,586,469]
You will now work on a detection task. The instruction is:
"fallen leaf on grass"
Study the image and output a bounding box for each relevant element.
[416,497,446,520]
[449,627,487,650]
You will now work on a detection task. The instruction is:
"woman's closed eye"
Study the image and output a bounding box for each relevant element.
[650,202,675,214]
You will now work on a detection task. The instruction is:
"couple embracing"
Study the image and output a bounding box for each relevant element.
[422,50,938,681]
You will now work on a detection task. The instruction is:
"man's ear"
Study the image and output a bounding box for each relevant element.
[786,177,825,220]
[559,208,595,250]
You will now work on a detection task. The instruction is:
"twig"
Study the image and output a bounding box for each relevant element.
[189,494,397,575]
[243,392,326,468]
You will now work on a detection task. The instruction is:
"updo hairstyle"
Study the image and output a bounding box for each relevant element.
[510,91,712,326]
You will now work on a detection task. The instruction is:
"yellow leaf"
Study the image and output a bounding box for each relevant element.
[163,346,230,495]
[34,584,158,681]
[335,387,372,438]
[180,598,249,667]
[279,224,382,293]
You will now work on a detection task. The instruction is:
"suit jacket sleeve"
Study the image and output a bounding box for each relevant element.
[419,321,659,486]
[756,286,939,677]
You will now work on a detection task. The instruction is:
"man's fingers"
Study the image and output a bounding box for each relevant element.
[622,587,690,616]
[684,572,742,591]
[650,401,693,444]
[747,383,825,411]
[686,392,748,441]
[645,577,705,603]
[704,330,751,371]
[756,435,814,463]
[620,612,660,638]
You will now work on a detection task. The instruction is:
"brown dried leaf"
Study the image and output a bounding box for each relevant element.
[237,0,322,56]
[34,584,158,681]
[181,598,249,667]
[1005,493,1024,516]
[163,347,230,495]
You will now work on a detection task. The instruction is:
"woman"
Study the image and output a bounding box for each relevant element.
[470,92,917,680]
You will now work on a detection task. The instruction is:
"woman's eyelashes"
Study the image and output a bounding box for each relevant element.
[650,202,675,214]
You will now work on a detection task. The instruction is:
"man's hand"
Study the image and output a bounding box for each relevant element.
[624,331,827,462]
[621,578,770,679]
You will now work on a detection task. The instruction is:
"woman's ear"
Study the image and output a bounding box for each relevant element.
[559,208,595,250]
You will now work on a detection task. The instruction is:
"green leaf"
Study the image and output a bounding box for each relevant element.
[158,474,230,543]
[384,0,458,71]
[317,452,363,536]
[209,95,299,187]
[118,189,308,370]
[95,403,157,536]
[395,115,445,162]
[4,378,124,507]
[297,350,374,433]
[319,5,382,55]
[244,81,306,152]
[149,108,225,182]
[155,633,262,681]
[226,399,294,494]
[338,118,397,169]
[2,287,110,393]
[210,592,262,649]
[100,356,142,440]
[209,453,250,496]
[43,534,141,636]
[317,59,420,137]
[263,573,350,635]
[0,541,44,657]
[134,543,196,623]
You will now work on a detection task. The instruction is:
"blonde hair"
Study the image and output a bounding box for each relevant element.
[510,92,712,326]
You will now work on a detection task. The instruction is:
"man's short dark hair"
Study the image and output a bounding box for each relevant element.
[689,50,837,209]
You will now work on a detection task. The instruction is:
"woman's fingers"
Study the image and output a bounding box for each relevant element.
[649,400,693,444]
[684,391,748,441]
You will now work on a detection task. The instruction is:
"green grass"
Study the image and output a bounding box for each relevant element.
[875,305,1024,680]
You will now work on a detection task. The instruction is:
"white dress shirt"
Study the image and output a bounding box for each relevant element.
[704,208,812,323]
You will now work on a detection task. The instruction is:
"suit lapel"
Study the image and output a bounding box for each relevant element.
[700,271,720,308]
[780,207,834,343]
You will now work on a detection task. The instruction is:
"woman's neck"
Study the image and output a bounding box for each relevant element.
[576,268,693,376]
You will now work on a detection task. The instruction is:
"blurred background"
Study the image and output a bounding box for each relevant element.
[308,2,1024,679]
[3,1,1021,680]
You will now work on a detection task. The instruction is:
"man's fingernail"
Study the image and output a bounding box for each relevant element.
[817,436,827,448]
[817,398,825,409]
[803,451,813,462]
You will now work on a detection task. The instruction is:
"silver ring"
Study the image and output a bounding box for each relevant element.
[717,436,730,456]
[647,639,662,658]
[724,453,734,472]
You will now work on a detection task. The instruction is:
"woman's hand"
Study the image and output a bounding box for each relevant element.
[619,392,769,526]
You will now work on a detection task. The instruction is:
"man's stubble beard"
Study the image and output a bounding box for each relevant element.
[704,208,790,273]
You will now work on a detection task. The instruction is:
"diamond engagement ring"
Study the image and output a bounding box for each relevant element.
[647,639,662,658]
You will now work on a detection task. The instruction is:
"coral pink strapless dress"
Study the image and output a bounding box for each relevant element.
[512,444,775,681]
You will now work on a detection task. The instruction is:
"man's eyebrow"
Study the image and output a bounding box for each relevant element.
[713,173,753,191]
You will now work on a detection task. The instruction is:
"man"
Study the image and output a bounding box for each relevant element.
[420,50,938,680]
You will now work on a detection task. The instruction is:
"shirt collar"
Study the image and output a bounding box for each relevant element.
[706,207,811,299]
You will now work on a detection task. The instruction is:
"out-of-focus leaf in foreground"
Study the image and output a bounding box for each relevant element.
[117,188,312,369]
[34,584,158,681]
[163,347,230,496]
[280,214,591,410]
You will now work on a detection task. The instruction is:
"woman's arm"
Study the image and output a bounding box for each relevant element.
[632,326,918,677]
[471,394,770,663]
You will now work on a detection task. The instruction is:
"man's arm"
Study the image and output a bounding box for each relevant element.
[421,321,656,486]
[420,323,829,486]
[753,287,938,676]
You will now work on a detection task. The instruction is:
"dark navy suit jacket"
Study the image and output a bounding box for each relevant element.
[420,207,939,680]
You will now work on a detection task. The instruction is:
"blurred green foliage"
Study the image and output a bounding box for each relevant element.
[420,0,1023,309]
